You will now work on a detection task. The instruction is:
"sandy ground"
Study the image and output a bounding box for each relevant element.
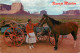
[0,29,80,53]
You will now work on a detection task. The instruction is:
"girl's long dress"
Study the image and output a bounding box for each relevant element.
[26,32,36,43]
[26,23,38,43]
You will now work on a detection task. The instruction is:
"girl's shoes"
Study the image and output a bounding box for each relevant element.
[29,45,34,49]
[31,45,34,48]
[29,46,32,49]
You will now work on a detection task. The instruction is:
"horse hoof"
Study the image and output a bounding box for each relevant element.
[54,47,57,50]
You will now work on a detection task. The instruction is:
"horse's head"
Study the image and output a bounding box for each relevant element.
[38,14,49,27]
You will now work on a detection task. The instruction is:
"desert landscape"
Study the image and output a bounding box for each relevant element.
[0,2,80,53]
[0,14,80,53]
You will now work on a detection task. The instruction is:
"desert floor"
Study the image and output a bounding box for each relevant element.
[0,29,80,53]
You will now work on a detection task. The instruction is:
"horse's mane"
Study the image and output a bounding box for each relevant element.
[43,14,62,25]
[49,17,62,25]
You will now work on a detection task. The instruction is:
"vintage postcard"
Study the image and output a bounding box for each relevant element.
[0,0,80,53]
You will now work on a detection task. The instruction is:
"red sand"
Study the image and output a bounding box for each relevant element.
[1,29,80,53]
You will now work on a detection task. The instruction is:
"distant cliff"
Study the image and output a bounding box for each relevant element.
[40,10,47,15]
[0,4,11,11]
[0,2,30,15]
[31,10,47,15]
[62,10,80,15]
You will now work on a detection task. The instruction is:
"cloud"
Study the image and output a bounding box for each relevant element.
[21,0,50,12]
[0,0,15,4]
[21,0,50,7]
[20,0,80,15]
[0,0,80,15]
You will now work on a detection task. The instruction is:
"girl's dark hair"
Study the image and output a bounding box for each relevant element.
[28,19,31,22]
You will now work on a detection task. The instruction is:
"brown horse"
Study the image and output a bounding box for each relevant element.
[39,14,78,50]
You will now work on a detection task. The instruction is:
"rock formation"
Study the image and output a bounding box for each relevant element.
[32,12,40,15]
[40,10,47,15]
[63,10,80,15]
[0,2,30,15]
[0,4,11,11]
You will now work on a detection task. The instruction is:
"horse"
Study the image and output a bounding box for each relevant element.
[38,14,78,50]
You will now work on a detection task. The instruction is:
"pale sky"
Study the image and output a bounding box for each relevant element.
[0,0,80,15]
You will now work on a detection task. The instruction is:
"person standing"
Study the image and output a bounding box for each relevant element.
[26,19,39,49]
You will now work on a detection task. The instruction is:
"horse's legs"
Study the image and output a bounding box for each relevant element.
[71,31,77,48]
[74,41,76,48]
[54,34,59,50]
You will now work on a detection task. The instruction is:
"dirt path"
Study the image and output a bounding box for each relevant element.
[1,29,80,53]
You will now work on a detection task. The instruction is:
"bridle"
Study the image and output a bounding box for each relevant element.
[39,17,49,27]
[38,17,49,34]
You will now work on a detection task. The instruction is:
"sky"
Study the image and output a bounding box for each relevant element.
[0,0,80,15]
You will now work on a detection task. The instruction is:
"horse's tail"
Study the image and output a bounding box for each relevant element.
[71,22,78,48]
[71,22,78,40]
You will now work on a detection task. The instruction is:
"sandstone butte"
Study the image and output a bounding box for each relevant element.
[0,2,30,15]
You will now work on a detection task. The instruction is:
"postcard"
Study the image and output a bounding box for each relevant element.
[0,0,80,53]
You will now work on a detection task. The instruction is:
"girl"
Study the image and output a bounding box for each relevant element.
[26,19,39,49]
